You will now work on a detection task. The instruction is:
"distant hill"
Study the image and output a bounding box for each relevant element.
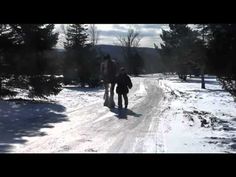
[96,44,164,73]
[49,45,165,74]
[95,44,157,59]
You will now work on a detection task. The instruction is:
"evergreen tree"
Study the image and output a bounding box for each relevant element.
[158,24,201,81]
[207,24,236,97]
[0,24,18,97]
[1,24,61,98]
[85,45,103,87]
[193,24,211,89]
[63,24,88,85]
[129,50,144,75]
[64,24,88,50]
[63,24,101,87]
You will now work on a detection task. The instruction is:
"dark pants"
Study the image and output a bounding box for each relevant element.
[118,94,128,109]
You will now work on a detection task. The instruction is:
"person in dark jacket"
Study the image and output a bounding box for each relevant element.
[116,67,132,109]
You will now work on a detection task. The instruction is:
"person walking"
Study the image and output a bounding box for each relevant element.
[116,67,132,109]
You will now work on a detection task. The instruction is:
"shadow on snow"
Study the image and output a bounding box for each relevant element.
[109,108,142,120]
[0,99,68,153]
[63,86,104,92]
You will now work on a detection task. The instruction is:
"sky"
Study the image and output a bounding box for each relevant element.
[54,24,170,49]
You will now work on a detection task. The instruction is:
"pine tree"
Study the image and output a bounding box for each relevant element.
[63,24,88,85]
[0,24,18,97]
[130,50,144,76]
[207,24,236,97]
[158,24,201,81]
[63,24,101,87]
[1,24,61,98]
[156,29,176,73]
[64,24,88,50]
[193,24,211,89]
[9,24,58,75]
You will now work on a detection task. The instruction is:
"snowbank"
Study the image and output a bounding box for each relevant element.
[157,74,236,153]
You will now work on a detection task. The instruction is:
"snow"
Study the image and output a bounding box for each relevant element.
[157,75,236,153]
[1,74,236,153]
[49,85,105,113]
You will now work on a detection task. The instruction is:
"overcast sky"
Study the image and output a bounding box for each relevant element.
[54,24,170,49]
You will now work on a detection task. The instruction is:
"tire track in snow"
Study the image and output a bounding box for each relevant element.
[12,75,164,153]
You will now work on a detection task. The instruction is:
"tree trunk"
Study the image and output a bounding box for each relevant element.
[201,25,206,89]
[0,77,2,96]
[201,67,205,89]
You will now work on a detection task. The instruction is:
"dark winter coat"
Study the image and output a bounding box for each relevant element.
[116,73,132,94]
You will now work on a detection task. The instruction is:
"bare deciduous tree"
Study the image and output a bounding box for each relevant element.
[117,28,142,48]
[88,24,100,46]
[116,28,144,75]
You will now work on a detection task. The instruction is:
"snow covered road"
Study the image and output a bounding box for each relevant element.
[1,74,236,153]
[2,75,164,153]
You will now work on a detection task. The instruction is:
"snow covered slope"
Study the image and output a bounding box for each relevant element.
[158,75,236,153]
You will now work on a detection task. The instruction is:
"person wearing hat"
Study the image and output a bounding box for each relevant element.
[116,67,133,109]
